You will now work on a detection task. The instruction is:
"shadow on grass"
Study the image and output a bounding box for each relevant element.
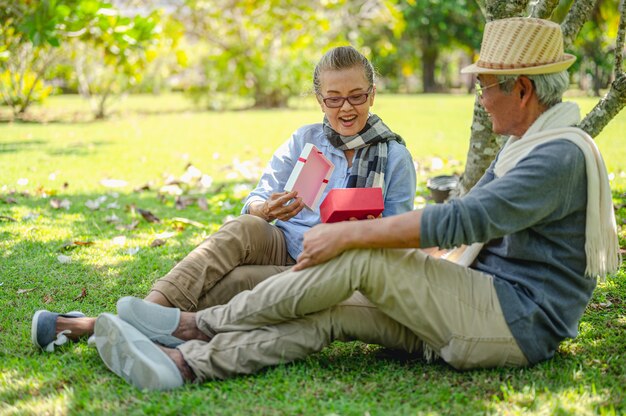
[0,187,624,413]
[0,139,48,154]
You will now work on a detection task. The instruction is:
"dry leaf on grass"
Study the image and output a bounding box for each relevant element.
[74,287,87,301]
[150,239,166,247]
[50,198,71,210]
[137,208,160,223]
[59,241,94,251]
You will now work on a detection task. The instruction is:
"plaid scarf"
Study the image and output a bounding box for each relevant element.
[323,114,406,188]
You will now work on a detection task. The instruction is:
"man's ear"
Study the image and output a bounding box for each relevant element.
[518,76,533,104]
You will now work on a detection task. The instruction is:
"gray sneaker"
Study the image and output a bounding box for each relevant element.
[95,313,184,391]
[31,310,85,352]
[116,296,184,347]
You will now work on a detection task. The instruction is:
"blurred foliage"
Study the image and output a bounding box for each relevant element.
[0,0,622,116]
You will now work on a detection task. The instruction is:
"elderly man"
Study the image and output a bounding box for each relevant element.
[94,17,619,390]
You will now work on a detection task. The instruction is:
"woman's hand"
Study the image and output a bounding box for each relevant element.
[293,222,351,271]
[251,191,305,222]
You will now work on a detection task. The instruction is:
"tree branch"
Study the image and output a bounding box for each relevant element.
[578,73,626,138]
[561,0,598,50]
[616,0,626,76]
[530,0,561,19]
[484,0,529,20]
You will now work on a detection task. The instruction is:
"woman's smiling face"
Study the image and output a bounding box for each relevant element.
[317,66,375,136]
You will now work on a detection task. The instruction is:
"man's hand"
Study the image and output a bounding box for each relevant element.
[251,191,305,222]
[293,222,351,271]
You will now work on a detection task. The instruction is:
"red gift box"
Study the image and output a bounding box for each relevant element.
[319,188,384,223]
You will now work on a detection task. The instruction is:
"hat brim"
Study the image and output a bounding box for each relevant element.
[460,54,576,75]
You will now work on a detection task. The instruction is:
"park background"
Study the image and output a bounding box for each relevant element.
[1,0,625,415]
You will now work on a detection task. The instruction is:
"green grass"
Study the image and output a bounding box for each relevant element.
[1,93,625,415]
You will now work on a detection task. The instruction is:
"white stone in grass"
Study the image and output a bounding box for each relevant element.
[17,178,29,186]
[112,236,127,246]
[57,254,72,264]
[126,247,140,255]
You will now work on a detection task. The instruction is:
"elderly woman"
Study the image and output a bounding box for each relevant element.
[93,18,617,391]
[32,46,416,351]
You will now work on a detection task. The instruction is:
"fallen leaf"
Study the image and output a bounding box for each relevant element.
[43,294,54,304]
[126,247,140,255]
[100,179,128,188]
[50,198,71,210]
[159,184,183,196]
[17,288,36,294]
[115,220,139,231]
[23,212,40,221]
[155,231,176,239]
[59,241,94,251]
[134,183,151,192]
[85,199,100,210]
[73,287,87,301]
[197,198,208,211]
[105,214,121,223]
[150,239,166,247]
[171,217,205,228]
[112,236,127,246]
[137,208,160,223]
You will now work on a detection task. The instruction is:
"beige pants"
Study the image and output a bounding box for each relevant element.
[178,248,528,381]
[151,215,294,311]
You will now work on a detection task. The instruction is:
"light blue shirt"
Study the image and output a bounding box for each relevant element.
[242,123,416,259]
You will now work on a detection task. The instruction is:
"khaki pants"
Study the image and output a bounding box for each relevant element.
[151,215,294,311]
[178,248,528,381]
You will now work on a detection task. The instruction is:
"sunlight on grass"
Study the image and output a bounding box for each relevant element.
[491,383,610,415]
[1,93,625,414]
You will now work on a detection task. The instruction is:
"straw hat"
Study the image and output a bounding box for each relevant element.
[461,17,576,75]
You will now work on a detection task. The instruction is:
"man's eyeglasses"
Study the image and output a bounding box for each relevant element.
[319,89,372,108]
[475,80,507,97]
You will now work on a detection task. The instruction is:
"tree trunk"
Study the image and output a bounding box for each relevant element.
[457,0,622,195]
[422,45,439,93]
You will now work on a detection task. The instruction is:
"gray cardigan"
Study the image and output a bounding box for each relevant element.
[421,140,596,364]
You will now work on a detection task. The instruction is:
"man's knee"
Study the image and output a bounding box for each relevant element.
[222,214,268,233]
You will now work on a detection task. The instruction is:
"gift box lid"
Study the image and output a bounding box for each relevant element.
[319,187,384,223]
[284,143,334,209]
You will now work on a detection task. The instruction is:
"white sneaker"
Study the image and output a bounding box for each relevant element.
[116,296,184,347]
[94,313,184,391]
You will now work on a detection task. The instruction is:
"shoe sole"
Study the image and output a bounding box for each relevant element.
[95,313,183,391]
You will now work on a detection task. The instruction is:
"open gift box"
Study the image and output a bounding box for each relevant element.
[284,143,334,209]
[320,188,384,223]
[284,143,384,222]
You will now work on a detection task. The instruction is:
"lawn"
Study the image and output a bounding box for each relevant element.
[1,93,625,415]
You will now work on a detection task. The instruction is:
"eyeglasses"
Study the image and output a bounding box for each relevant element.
[475,80,507,97]
[319,88,372,108]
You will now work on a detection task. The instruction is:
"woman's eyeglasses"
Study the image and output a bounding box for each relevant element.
[319,89,372,108]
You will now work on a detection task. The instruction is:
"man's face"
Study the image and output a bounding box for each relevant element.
[477,75,525,137]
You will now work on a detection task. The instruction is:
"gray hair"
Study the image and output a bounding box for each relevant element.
[497,71,569,108]
[313,46,375,94]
